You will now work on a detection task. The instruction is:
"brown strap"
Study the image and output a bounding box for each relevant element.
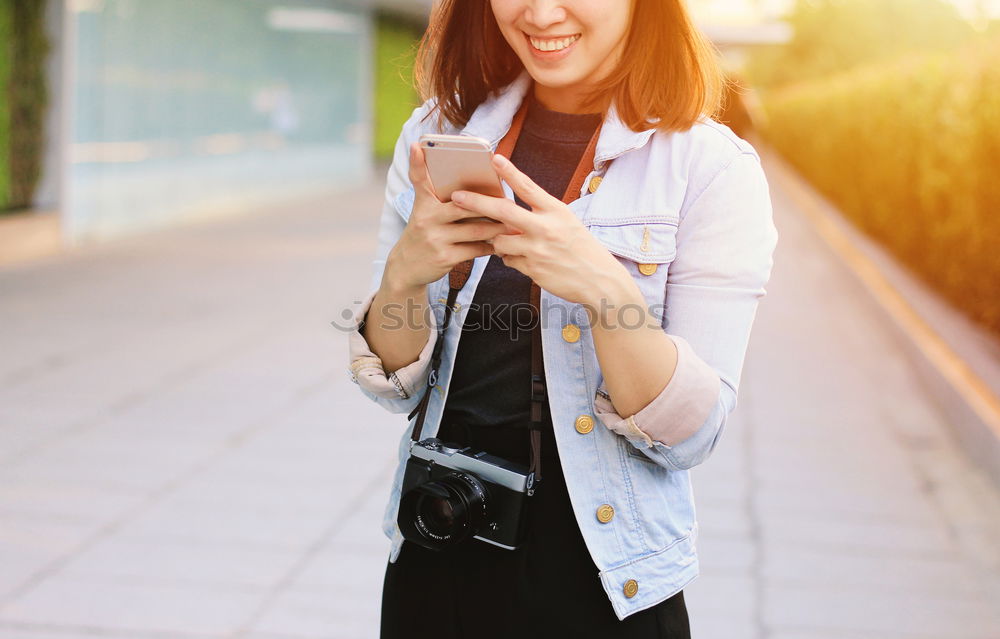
[449,258,474,290]
[410,86,607,495]
[524,109,602,487]
[495,96,530,162]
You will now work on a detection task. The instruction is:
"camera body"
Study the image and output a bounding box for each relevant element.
[398,437,532,551]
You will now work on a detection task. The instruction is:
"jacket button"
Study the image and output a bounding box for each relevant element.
[587,175,602,193]
[561,323,581,343]
[575,415,594,434]
[623,579,639,598]
[638,263,658,276]
[596,504,615,523]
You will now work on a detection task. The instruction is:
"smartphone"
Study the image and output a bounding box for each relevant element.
[419,133,505,223]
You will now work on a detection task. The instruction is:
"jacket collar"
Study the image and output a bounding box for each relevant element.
[459,68,656,168]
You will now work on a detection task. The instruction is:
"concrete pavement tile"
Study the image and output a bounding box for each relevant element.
[752,455,926,495]
[762,545,992,599]
[54,537,303,590]
[754,479,941,527]
[163,469,353,517]
[688,613,759,639]
[762,583,1000,637]
[0,479,144,525]
[905,447,1000,571]
[750,452,914,489]
[107,492,336,550]
[758,514,958,558]
[0,627,136,639]
[203,447,367,484]
[248,586,379,639]
[325,501,396,548]
[767,630,972,639]
[0,517,100,597]
[0,576,267,636]
[695,534,757,575]
[691,502,753,538]
[684,573,757,623]
[0,555,56,602]
[0,418,63,462]
[691,468,751,506]
[291,540,388,592]
[0,436,208,494]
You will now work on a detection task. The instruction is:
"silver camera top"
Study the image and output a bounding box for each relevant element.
[410,437,530,493]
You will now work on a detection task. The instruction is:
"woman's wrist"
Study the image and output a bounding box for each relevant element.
[581,266,646,330]
[381,255,426,299]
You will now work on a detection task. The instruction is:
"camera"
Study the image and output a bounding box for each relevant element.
[397,437,533,551]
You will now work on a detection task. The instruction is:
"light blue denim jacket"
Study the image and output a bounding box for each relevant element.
[347,69,778,620]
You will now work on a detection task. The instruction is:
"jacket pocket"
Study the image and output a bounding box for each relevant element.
[586,221,677,326]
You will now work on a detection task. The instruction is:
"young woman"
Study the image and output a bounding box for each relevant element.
[347,0,778,637]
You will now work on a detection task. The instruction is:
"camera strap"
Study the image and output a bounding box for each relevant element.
[408,92,606,497]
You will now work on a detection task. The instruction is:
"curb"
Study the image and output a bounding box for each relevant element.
[758,140,1000,488]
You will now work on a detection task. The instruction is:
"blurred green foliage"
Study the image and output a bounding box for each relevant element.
[0,2,11,208]
[760,37,1000,336]
[746,0,975,90]
[3,0,50,213]
[374,13,422,160]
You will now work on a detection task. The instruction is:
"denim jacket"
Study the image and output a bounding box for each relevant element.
[346,68,778,620]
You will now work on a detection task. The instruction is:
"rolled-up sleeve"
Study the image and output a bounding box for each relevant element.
[344,100,438,415]
[347,286,437,403]
[595,150,778,470]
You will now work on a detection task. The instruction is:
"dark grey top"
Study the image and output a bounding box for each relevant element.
[440,90,602,447]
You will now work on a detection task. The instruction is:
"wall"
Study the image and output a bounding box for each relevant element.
[63,0,372,244]
[35,0,63,212]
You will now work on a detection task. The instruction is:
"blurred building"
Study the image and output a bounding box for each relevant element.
[29,0,780,248]
[34,0,430,247]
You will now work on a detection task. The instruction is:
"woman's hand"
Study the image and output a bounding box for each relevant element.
[451,154,629,307]
[383,142,508,292]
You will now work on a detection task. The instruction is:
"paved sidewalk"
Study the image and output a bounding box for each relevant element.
[0,156,998,638]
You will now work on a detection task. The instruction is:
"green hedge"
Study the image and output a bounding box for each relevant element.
[7,0,50,212]
[760,38,1000,337]
[1,0,50,213]
[0,2,11,208]
[374,13,422,160]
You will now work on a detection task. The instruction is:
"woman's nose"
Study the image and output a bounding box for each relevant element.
[523,0,568,31]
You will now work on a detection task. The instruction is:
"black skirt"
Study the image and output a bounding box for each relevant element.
[380,421,691,639]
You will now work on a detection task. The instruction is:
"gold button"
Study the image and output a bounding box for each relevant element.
[638,263,658,276]
[575,415,595,434]
[596,504,615,523]
[588,175,602,193]
[623,579,639,598]
[561,323,581,343]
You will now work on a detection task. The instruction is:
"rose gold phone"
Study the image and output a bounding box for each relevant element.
[419,134,505,209]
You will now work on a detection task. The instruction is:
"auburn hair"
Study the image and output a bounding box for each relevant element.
[413,0,728,134]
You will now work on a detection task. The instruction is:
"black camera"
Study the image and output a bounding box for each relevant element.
[398,437,533,551]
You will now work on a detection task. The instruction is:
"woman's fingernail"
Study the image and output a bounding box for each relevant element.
[493,154,507,167]
[452,191,465,203]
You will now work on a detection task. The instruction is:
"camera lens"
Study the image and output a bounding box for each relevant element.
[427,141,436,147]
[401,471,488,547]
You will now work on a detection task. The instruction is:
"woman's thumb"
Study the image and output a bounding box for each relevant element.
[408,142,427,186]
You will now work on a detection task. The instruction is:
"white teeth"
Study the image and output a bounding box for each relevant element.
[528,34,580,52]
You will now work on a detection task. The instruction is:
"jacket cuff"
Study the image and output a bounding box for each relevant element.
[593,333,721,447]
[347,287,437,400]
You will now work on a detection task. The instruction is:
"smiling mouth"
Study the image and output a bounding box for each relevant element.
[524,32,581,52]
